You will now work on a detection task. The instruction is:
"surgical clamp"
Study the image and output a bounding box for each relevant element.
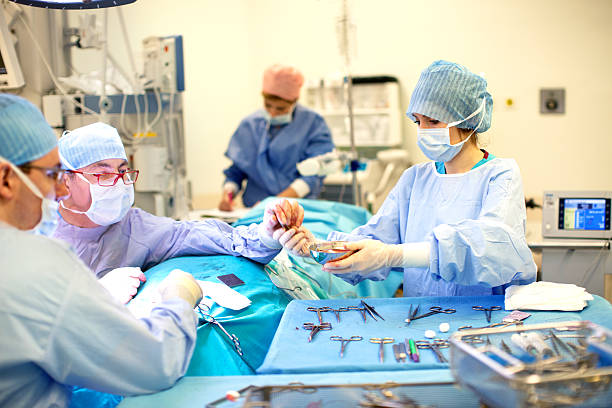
[416,339,449,363]
[306,306,332,324]
[330,335,362,358]
[330,307,349,323]
[370,337,394,363]
[406,306,456,324]
[198,311,243,356]
[361,300,384,321]
[303,322,332,342]
[347,305,368,322]
[472,305,502,323]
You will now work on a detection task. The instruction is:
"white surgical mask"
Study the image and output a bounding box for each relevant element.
[417,99,486,162]
[61,173,134,226]
[263,105,294,126]
[2,158,60,237]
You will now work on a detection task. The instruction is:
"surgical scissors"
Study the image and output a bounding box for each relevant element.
[302,322,332,342]
[472,305,502,323]
[306,306,332,324]
[415,339,449,363]
[370,337,394,363]
[330,335,363,358]
[406,306,456,325]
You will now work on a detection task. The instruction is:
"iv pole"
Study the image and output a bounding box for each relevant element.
[338,0,361,207]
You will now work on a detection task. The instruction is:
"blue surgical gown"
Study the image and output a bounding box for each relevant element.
[329,158,537,296]
[0,224,198,408]
[223,104,334,207]
[53,208,280,277]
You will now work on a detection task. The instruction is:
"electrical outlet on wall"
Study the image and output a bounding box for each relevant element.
[540,88,565,114]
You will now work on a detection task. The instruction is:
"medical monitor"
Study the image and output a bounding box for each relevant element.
[542,191,612,239]
[0,9,24,90]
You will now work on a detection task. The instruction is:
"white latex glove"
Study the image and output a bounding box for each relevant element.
[157,269,203,308]
[99,267,147,304]
[259,199,305,249]
[322,239,430,275]
[273,225,316,257]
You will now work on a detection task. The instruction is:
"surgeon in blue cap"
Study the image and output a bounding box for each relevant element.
[0,94,204,407]
[53,122,304,303]
[284,60,536,296]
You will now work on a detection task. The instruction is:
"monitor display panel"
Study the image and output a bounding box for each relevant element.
[559,198,611,231]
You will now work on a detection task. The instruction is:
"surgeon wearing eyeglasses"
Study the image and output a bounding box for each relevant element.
[218,64,335,211]
[0,94,207,407]
[54,122,304,304]
[284,60,536,296]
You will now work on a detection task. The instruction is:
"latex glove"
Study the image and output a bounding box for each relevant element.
[259,199,305,249]
[218,186,235,211]
[273,225,316,257]
[322,240,430,275]
[99,267,146,304]
[157,269,203,308]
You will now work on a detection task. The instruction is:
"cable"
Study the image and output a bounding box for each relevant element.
[578,239,611,287]
[16,11,99,118]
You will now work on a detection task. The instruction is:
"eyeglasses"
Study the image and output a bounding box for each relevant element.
[68,169,139,187]
[18,165,68,183]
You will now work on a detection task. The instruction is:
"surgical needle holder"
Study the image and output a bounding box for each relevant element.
[416,339,449,363]
[330,335,363,358]
[405,306,456,325]
[303,322,332,342]
[472,305,502,323]
[370,337,394,363]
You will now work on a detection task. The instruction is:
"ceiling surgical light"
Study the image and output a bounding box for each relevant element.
[9,0,136,10]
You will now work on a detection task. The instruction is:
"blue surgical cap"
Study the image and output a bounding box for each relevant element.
[0,94,57,165]
[406,60,493,132]
[58,122,127,170]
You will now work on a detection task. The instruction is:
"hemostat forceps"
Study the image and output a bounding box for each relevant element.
[370,337,394,363]
[303,322,332,342]
[406,306,456,324]
[416,339,449,363]
[472,305,502,323]
[197,310,243,356]
[330,335,362,358]
[330,307,349,323]
[347,305,367,322]
[306,306,332,324]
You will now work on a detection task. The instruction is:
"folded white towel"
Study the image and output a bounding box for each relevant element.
[505,281,594,311]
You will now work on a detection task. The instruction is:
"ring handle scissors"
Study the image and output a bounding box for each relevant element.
[370,337,394,363]
[409,306,456,323]
[306,306,332,324]
[330,335,363,357]
[303,322,331,342]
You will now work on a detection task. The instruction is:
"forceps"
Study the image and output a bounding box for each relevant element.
[330,307,349,323]
[406,306,456,324]
[416,339,449,363]
[330,335,363,358]
[370,337,394,363]
[361,300,384,321]
[198,310,243,356]
[472,305,502,323]
[404,304,420,325]
[347,305,368,322]
[302,322,332,342]
[307,306,332,324]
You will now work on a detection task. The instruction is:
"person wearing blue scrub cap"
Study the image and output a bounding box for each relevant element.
[282,60,536,296]
[54,122,306,304]
[0,94,207,407]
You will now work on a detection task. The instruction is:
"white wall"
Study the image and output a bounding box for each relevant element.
[70,0,612,205]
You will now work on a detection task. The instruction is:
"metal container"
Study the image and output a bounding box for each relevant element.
[449,321,612,408]
[309,241,355,265]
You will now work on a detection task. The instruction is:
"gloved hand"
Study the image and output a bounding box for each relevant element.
[99,267,147,304]
[259,199,305,249]
[157,269,203,308]
[322,240,430,275]
[218,183,237,212]
[273,225,316,257]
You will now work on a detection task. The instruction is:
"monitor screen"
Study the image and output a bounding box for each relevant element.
[9,0,136,9]
[559,198,611,231]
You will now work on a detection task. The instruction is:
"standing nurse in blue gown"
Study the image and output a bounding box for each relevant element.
[282,60,537,296]
[219,64,335,210]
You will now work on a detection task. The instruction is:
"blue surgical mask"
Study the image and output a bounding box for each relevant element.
[263,105,295,126]
[417,99,486,162]
[3,159,60,237]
